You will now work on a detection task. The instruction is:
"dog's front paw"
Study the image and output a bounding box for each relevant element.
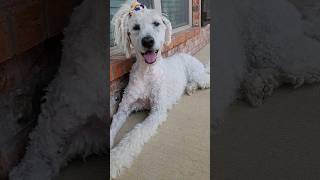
[110,150,122,179]
[185,82,197,95]
[199,74,210,89]
[243,69,280,106]
[110,144,136,179]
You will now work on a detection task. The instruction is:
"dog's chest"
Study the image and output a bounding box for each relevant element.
[144,66,165,82]
[132,67,165,98]
[132,78,153,99]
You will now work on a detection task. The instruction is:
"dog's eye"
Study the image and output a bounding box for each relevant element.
[133,24,140,31]
[153,21,160,27]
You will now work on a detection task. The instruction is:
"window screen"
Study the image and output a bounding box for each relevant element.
[110,0,154,47]
[161,0,189,28]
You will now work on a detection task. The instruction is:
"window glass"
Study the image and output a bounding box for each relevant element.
[161,0,189,28]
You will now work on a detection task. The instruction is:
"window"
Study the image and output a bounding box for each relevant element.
[110,0,192,49]
[161,0,189,28]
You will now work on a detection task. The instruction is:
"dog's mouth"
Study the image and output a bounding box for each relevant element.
[141,50,159,64]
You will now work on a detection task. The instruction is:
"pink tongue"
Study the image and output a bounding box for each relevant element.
[143,51,157,64]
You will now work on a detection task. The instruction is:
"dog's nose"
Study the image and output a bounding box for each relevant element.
[141,36,154,49]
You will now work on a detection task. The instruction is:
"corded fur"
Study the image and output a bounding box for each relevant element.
[212,0,320,131]
[9,0,107,179]
[110,1,210,179]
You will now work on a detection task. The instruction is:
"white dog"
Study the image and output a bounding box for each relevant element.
[212,0,320,131]
[110,1,210,178]
[9,0,107,179]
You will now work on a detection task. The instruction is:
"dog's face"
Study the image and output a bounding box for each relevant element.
[128,9,169,64]
[112,2,172,64]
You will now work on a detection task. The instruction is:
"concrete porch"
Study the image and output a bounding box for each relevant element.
[56,44,211,180]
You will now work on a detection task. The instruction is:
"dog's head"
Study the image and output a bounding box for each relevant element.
[112,0,172,64]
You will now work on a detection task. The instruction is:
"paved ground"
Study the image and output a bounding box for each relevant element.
[56,44,211,180]
[213,84,320,180]
[56,41,320,180]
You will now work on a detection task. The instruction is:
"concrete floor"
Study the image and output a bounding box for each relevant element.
[214,84,320,179]
[56,42,320,180]
[56,44,211,180]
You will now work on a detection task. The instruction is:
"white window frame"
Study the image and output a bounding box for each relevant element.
[111,0,193,56]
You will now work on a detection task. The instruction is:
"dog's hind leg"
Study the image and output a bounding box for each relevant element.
[242,68,281,106]
[281,67,320,89]
[195,72,211,89]
[278,38,320,88]
[185,82,198,95]
[280,58,320,88]
[183,55,210,90]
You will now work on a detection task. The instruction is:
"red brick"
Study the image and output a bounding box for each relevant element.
[194,12,200,20]
[168,49,174,56]
[13,0,44,54]
[166,40,174,51]
[173,35,179,47]
[123,60,133,73]
[167,41,174,49]
[111,64,122,80]
[162,44,169,52]
[178,43,186,52]
[110,69,114,81]
[47,0,74,37]
[186,29,194,39]
[193,19,199,26]
[190,29,196,37]
[174,33,186,47]
[0,16,11,63]
[194,28,200,35]
[193,0,200,6]
[171,36,177,47]
[162,51,168,57]
[110,56,135,81]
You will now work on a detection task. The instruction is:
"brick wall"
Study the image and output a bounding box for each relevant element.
[110,24,210,116]
[192,0,201,26]
[0,0,82,64]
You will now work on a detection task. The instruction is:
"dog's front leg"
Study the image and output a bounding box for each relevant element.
[110,88,167,179]
[9,105,92,180]
[110,85,141,148]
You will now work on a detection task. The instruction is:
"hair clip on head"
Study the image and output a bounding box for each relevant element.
[129,1,145,16]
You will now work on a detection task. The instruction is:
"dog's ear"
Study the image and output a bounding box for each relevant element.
[161,15,172,46]
[112,2,132,58]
